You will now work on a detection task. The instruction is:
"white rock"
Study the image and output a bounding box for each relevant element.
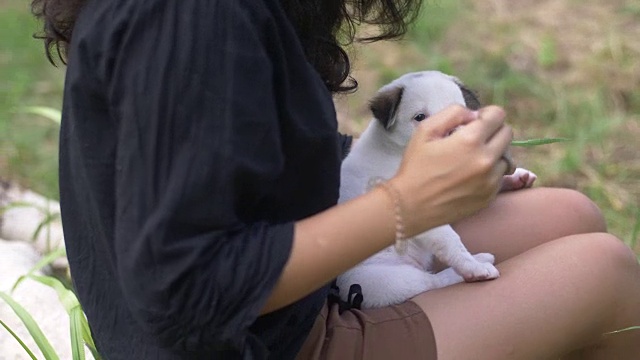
[0,239,92,360]
[0,181,67,269]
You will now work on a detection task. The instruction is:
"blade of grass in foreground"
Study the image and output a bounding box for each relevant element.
[70,308,86,360]
[605,326,640,335]
[79,311,101,360]
[511,138,570,147]
[27,275,101,360]
[0,201,39,216]
[21,106,62,125]
[0,318,38,360]
[11,247,67,293]
[0,292,60,360]
[28,275,84,360]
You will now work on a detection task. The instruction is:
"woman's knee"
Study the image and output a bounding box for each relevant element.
[542,188,607,233]
[592,232,635,259]
[574,233,638,282]
[576,234,640,335]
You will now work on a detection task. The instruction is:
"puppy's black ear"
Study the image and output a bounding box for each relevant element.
[455,82,481,110]
[369,86,404,130]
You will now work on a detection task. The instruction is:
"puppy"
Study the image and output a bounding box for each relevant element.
[337,71,537,308]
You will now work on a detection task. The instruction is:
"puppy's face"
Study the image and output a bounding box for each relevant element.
[369,71,480,147]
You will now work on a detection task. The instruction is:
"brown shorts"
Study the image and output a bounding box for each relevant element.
[296,301,436,360]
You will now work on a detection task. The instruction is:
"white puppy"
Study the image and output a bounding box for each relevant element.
[337,71,537,308]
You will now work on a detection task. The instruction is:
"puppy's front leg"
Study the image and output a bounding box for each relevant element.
[501,167,537,192]
[416,225,499,282]
[434,253,500,287]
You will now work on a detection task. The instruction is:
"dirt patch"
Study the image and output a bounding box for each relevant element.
[0,0,29,11]
[449,0,640,99]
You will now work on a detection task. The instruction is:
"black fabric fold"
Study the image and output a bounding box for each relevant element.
[59,0,341,358]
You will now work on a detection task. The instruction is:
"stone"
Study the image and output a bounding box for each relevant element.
[0,239,93,360]
[0,181,67,270]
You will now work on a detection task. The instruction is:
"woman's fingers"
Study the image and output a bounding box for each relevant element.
[416,105,508,146]
[492,155,511,185]
[487,125,514,159]
[457,105,507,143]
[417,105,478,140]
[455,105,513,168]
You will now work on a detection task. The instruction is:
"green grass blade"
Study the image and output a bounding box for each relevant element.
[604,326,640,335]
[70,308,86,360]
[31,219,47,242]
[0,201,39,216]
[0,319,38,360]
[511,138,571,147]
[11,247,67,293]
[79,314,101,360]
[31,211,59,240]
[22,106,62,125]
[25,275,102,359]
[27,275,77,313]
[0,292,60,360]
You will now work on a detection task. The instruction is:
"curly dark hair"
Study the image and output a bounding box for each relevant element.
[31,0,423,93]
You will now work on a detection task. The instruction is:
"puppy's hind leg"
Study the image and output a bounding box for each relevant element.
[338,264,460,308]
[418,225,500,282]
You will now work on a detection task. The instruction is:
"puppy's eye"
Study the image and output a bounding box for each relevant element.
[413,113,427,121]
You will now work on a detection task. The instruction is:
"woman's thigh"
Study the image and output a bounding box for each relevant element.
[451,187,606,264]
[412,233,640,360]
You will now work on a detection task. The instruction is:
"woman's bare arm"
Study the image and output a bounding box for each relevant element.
[262,105,513,313]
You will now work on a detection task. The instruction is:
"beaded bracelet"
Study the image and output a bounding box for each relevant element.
[368,177,408,254]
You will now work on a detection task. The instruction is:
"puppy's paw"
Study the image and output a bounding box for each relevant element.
[500,167,537,192]
[472,252,496,264]
[459,253,500,282]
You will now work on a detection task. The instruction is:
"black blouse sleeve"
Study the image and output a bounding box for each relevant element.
[106,1,293,352]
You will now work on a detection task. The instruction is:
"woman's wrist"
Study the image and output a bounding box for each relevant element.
[388,173,451,238]
[262,185,398,313]
[370,177,410,253]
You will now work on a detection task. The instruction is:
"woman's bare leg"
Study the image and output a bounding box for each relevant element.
[412,233,640,359]
[451,187,606,264]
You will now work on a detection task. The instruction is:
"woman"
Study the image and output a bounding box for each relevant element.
[32,0,640,359]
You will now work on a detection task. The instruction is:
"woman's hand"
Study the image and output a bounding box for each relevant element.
[391,105,513,237]
[263,105,512,314]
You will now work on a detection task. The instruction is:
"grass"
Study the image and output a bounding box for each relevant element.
[0,2,64,199]
[336,0,640,251]
[1,248,100,359]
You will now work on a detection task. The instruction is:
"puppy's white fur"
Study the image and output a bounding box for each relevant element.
[337,71,536,308]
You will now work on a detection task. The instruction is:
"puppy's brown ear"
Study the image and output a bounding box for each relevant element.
[369,86,404,130]
[455,81,481,110]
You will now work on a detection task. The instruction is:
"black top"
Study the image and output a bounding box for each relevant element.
[59,0,347,358]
